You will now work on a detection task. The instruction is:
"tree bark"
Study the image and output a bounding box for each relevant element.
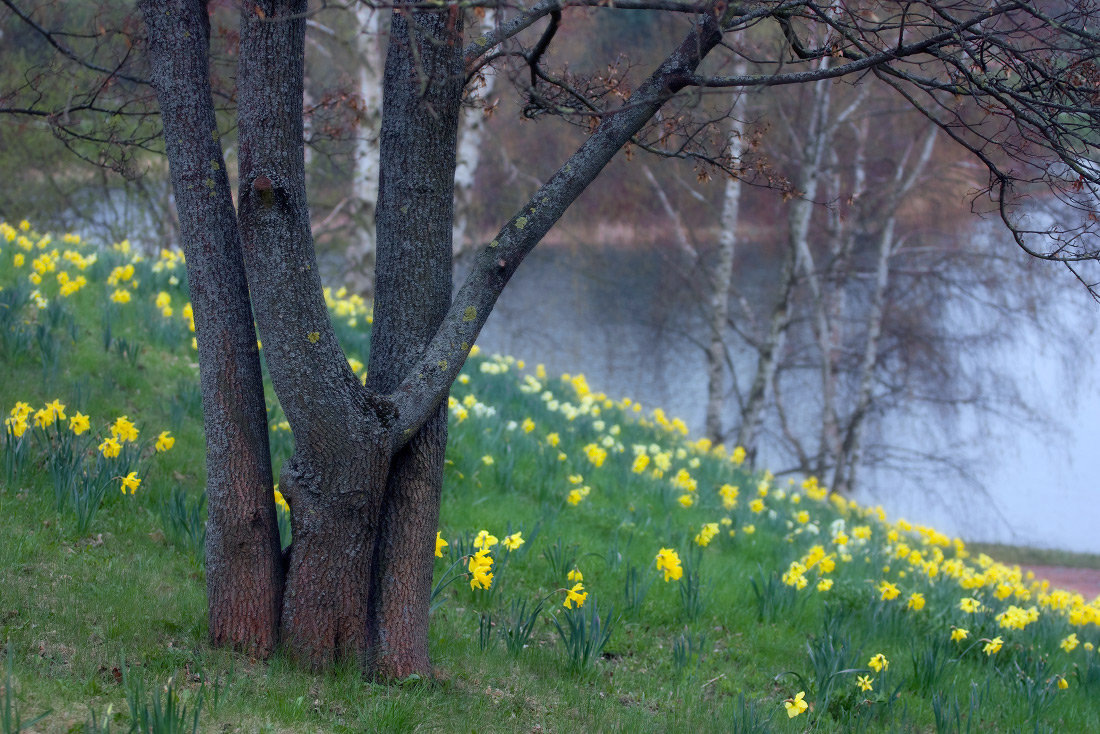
[235,0,398,670]
[138,0,283,657]
[453,11,497,261]
[348,5,386,295]
[366,3,463,679]
[704,81,746,443]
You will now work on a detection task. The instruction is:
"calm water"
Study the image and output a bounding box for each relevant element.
[468,244,1100,555]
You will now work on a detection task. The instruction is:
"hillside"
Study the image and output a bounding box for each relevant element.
[1,220,1098,732]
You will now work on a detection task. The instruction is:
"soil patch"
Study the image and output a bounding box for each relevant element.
[1022,565,1100,600]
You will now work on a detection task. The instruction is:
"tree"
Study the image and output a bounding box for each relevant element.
[7,0,1091,677]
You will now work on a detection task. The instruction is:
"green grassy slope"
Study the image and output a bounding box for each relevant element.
[0,221,1098,733]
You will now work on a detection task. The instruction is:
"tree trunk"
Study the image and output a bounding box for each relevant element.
[735,243,795,462]
[705,88,746,443]
[138,0,284,658]
[453,11,497,261]
[143,0,727,676]
[347,5,386,295]
[235,0,399,670]
[366,3,463,678]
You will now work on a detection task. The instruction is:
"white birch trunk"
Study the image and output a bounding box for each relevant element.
[453,12,498,259]
[347,6,385,294]
[735,244,796,462]
[704,98,746,442]
[834,126,938,493]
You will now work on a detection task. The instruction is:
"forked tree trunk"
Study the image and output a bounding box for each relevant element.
[735,244,795,463]
[143,0,727,676]
[139,0,284,657]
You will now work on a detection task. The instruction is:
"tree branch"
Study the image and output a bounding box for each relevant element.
[392,6,726,447]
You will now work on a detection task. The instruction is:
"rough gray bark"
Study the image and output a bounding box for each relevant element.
[235,0,398,671]
[366,4,463,678]
[138,0,283,657]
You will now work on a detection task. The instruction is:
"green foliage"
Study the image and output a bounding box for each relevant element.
[123,665,204,734]
[500,596,545,657]
[551,598,617,672]
[1,645,49,734]
[159,487,206,560]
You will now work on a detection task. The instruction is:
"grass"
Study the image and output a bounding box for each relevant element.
[0,222,1098,732]
[966,543,1100,571]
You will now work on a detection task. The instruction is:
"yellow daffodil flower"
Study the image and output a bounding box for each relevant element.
[784,691,808,718]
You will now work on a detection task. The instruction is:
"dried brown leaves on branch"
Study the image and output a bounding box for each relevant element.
[462,0,1099,285]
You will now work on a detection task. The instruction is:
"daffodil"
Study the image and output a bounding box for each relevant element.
[68,412,90,435]
[473,529,498,549]
[468,548,493,590]
[856,675,873,692]
[959,597,981,613]
[655,547,683,582]
[434,531,447,558]
[1061,633,1079,653]
[567,567,583,582]
[983,636,1003,655]
[45,399,66,422]
[110,415,138,443]
[120,471,141,495]
[868,653,889,672]
[33,409,54,429]
[155,431,175,452]
[951,627,969,643]
[906,592,926,611]
[877,580,900,601]
[563,582,587,609]
[694,522,719,547]
[99,436,122,458]
[502,532,524,551]
[566,486,590,505]
[783,691,808,718]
